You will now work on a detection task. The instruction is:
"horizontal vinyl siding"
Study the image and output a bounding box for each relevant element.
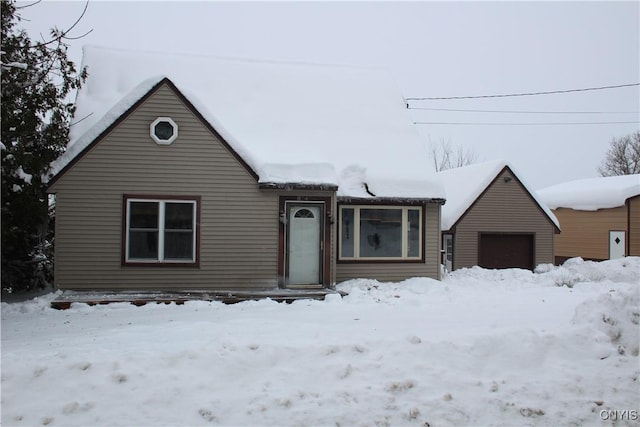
[50,84,280,290]
[630,196,640,256]
[553,206,627,260]
[335,203,441,282]
[453,169,555,270]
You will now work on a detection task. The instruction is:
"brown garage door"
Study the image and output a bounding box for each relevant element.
[479,233,534,270]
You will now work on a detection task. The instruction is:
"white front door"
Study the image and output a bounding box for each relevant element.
[287,205,322,286]
[609,231,626,259]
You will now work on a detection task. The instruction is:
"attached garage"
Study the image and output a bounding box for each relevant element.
[478,233,534,270]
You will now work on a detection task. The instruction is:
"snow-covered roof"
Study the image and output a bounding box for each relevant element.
[48,46,444,199]
[437,159,560,231]
[537,174,640,211]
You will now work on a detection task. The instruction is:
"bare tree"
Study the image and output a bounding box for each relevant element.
[429,137,478,171]
[598,131,640,176]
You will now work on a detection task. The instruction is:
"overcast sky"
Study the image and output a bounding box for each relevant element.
[15,0,640,189]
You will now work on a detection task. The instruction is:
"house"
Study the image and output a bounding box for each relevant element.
[537,174,640,264]
[45,46,445,304]
[438,160,560,271]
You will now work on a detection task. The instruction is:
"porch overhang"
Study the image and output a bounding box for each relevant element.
[259,182,339,191]
[338,196,446,205]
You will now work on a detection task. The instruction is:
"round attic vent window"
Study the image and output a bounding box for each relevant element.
[150,117,178,145]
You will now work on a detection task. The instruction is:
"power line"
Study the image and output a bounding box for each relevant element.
[413,121,640,126]
[407,106,640,114]
[406,83,640,101]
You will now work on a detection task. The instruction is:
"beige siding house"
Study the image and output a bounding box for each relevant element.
[438,160,560,271]
[46,47,445,302]
[538,175,640,263]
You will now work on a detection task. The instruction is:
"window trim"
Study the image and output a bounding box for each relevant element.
[150,117,178,145]
[122,195,200,267]
[338,205,424,262]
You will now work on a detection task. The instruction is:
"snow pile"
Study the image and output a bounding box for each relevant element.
[538,174,640,211]
[2,258,639,426]
[437,159,559,230]
[257,163,338,186]
[47,46,442,198]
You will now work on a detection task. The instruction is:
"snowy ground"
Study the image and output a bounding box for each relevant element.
[2,258,639,427]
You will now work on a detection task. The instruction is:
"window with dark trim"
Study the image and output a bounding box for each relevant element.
[339,205,423,260]
[124,196,199,265]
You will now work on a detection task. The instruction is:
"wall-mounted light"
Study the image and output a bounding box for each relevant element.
[327,211,335,224]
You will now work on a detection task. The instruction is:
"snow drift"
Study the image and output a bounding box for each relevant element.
[2,258,639,426]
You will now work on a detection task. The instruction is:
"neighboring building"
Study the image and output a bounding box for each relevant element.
[45,46,445,301]
[538,174,640,263]
[438,160,560,271]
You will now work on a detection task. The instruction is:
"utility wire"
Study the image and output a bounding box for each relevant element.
[406,83,640,101]
[413,121,640,126]
[407,106,640,114]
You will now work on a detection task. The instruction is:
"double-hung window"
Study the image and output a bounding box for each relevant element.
[339,205,423,261]
[124,196,199,265]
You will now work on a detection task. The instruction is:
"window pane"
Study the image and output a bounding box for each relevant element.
[360,209,402,257]
[445,234,453,262]
[341,208,354,257]
[129,230,158,259]
[165,203,194,230]
[164,231,193,260]
[154,121,174,140]
[408,209,421,257]
[130,202,158,228]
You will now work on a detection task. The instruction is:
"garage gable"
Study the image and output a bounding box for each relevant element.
[443,164,558,270]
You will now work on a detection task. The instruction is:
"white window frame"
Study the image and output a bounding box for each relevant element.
[150,117,178,145]
[339,205,423,261]
[125,198,197,264]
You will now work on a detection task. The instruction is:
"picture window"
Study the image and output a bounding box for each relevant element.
[339,206,423,261]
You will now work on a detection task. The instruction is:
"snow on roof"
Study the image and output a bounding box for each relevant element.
[537,174,640,211]
[437,159,559,231]
[48,46,443,199]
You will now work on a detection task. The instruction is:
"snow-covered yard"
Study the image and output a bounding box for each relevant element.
[2,258,639,427]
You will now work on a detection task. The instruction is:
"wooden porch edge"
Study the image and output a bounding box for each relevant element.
[50,288,347,310]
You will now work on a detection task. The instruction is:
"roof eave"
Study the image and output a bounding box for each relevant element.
[338,196,446,205]
[259,182,339,191]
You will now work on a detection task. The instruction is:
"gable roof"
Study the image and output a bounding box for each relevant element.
[47,46,443,200]
[537,174,640,211]
[437,159,560,231]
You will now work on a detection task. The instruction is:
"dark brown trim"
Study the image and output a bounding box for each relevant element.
[336,203,427,264]
[447,166,561,234]
[338,196,445,205]
[164,79,259,181]
[47,78,169,190]
[121,194,201,268]
[47,78,259,191]
[260,182,338,191]
[278,195,332,288]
